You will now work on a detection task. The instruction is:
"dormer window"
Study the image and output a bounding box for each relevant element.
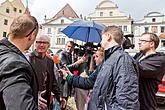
[109,12,113,16]
[100,12,103,16]
[19,9,22,13]
[14,7,17,12]
[6,8,9,13]
[61,19,64,24]
[152,18,156,22]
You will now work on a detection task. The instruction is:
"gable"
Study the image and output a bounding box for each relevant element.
[43,17,74,25]
[53,4,79,20]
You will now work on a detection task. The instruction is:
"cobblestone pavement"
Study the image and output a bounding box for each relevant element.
[66,97,77,110]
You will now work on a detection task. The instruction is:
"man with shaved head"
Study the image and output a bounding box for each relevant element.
[0,14,39,110]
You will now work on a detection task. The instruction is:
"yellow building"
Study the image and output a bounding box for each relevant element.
[0,0,25,39]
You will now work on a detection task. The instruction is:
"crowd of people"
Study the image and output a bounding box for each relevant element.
[0,13,165,110]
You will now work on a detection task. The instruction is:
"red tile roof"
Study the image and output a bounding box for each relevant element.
[53,4,79,19]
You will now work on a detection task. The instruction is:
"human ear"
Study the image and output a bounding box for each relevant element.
[107,33,112,41]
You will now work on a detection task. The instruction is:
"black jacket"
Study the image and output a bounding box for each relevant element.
[0,38,38,110]
[58,50,78,97]
[88,45,139,110]
[134,52,165,110]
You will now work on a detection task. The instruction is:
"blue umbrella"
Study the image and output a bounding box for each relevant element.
[61,20,105,43]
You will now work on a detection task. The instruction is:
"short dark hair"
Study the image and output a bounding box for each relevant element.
[102,26,123,45]
[66,41,75,47]
[8,14,38,38]
[142,32,160,49]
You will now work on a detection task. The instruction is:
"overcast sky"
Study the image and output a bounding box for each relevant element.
[1,0,165,23]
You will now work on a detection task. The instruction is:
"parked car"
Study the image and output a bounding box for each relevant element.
[156,74,165,104]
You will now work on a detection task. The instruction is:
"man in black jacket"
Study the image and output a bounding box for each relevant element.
[0,14,39,110]
[134,32,165,110]
[58,41,85,109]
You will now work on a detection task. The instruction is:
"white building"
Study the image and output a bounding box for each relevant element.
[88,0,133,35]
[41,4,80,50]
[133,12,165,50]
[41,0,134,51]
[0,0,25,40]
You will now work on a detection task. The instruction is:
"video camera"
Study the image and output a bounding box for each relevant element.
[122,34,135,49]
[74,42,100,57]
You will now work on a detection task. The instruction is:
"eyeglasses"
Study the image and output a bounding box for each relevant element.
[25,26,37,37]
[139,39,152,42]
[36,41,49,45]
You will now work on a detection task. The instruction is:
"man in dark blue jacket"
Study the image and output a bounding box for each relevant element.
[0,14,39,110]
[134,32,165,110]
[60,26,139,110]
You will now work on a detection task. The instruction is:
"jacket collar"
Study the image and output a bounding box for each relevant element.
[0,38,25,57]
[104,45,122,60]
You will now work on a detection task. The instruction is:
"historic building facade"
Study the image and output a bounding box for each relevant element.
[133,12,165,50]
[41,0,165,51]
[41,4,80,50]
[41,0,133,50]
[0,0,25,40]
[88,0,133,35]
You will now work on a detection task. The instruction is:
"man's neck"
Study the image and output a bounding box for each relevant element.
[8,37,25,52]
[104,42,119,50]
[144,49,156,56]
[34,50,46,58]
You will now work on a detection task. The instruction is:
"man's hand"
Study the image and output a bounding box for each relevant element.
[58,68,72,80]
[60,97,67,108]
[38,91,47,110]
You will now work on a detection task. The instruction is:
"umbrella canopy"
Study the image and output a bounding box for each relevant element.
[61,20,105,43]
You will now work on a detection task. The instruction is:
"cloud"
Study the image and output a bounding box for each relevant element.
[1,0,164,22]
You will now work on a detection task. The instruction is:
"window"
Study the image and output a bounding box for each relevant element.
[152,18,156,22]
[118,26,122,30]
[151,26,157,33]
[57,38,65,45]
[3,32,7,37]
[109,12,113,16]
[14,7,17,12]
[47,28,51,34]
[19,9,22,13]
[58,28,62,34]
[61,19,64,24]
[161,40,165,47]
[161,27,165,33]
[6,8,9,13]
[4,19,8,25]
[144,27,149,32]
[124,26,127,32]
[100,12,103,16]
